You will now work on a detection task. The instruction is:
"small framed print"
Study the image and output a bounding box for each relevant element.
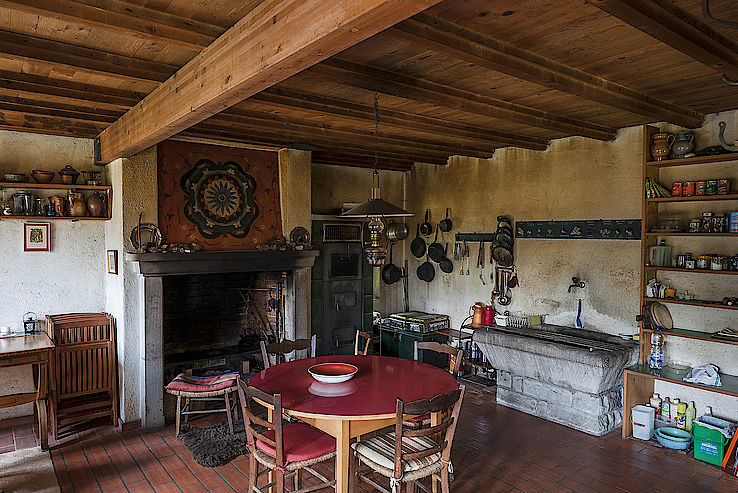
[107,250,118,275]
[24,222,50,252]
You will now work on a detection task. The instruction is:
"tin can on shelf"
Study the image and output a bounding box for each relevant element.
[689,218,702,232]
[702,212,713,232]
[696,256,711,269]
[706,180,718,195]
[696,181,707,195]
[683,181,695,196]
[713,214,726,233]
[685,259,696,269]
[717,179,730,195]
[731,255,738,271]
[711,256,728,271]
[730,211,738,233]
[671,182,683,196]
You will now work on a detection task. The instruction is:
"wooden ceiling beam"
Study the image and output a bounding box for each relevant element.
[0,98,119,124]
[190,123,451,165]
[252,87,548,150]
[0,108,104,137]
[312,59,616,141]
[0,0,222,50]
[311,151,415,171]
[588,0,738,81]
[0,29,177,83]
[0,70,145,108]
[215,107,495,158]
[96,0,444,163]
[392,13,704,129]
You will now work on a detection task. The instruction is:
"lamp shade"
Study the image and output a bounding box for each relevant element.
[340,198,413,218]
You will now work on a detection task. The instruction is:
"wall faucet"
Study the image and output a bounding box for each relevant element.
[568,276,586,293]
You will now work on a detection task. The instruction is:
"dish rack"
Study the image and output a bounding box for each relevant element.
[504,311,544,328]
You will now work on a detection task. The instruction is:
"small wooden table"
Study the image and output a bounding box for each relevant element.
[0,333,54,450]
[250,354,458,493]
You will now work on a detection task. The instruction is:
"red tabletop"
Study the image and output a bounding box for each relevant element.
[249,355,458,418]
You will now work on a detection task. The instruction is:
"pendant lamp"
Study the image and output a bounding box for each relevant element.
[340,95,413,266]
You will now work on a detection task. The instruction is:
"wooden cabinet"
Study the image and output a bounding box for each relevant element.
[622,125,738,438]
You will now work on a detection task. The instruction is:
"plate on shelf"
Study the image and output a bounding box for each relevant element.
[308,363,358,383]
[130,224,162,250]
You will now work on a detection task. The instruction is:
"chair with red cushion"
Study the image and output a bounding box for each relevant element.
[238,381,336,492]
[165,372,239,436]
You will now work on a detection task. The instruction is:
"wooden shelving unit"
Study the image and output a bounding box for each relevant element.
[0,181,112,221]
[622,125,738,439]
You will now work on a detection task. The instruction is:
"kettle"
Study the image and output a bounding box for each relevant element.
[469,302,485,329]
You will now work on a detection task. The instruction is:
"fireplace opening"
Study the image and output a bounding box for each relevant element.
[162,271,286,422]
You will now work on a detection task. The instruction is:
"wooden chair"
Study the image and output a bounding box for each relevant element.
[354,330,371,356]
[350,386,465,493]
[260,334,317,369]
[237,382,337,493]
[165,372,240,436]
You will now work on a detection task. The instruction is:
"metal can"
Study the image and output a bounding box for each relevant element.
[689,218,702,232]
[706,180,718,195]
[713,214,726,233]
[702,212,713,232]
[685,259,696,270]
[711,256,727,271]
[717,179,730,195]
[676,254,687,268]
[696,256,711,269]
[731,255,738,271]
[683,181,695,196]
[696,181,707,195]
[671,182,683,196]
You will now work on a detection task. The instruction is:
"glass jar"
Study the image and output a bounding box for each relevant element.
[688,218,701,233]
[696,256,711,269]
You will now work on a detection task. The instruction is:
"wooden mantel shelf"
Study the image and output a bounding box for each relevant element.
[126,250,320,276]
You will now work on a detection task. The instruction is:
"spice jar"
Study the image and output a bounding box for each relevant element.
[710,256,727,271]
[696,256,711,269]
[689,218,701,233]
[713,214,726,233]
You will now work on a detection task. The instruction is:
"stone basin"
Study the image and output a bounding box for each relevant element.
[473,324,638,436]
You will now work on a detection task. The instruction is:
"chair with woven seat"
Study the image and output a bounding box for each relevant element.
[237,382,336,493]
[404,342,464,430]
[354,330,371,356]
[260,334,317,369]
[165,371,240,436]
[350,385,465,493]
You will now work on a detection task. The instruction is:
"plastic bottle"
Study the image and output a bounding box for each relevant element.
[676,402,687,429]
[649,328,664,370]
[661,397,670,421]
[671,399,680,426]
[650,393,662,418]
[686,401,696,432]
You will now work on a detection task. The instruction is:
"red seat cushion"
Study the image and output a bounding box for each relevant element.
[407,412,431,423]
[256,423,336,463]
[165,372,238,392]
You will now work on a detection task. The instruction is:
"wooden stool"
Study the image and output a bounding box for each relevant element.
[165,372,240,436]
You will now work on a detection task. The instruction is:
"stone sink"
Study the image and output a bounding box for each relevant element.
[473,324,638,436]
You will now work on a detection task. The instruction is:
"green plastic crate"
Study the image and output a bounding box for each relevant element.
[692,416,734,466]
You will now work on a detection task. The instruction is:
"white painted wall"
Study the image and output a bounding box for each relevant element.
[0,131,104,419]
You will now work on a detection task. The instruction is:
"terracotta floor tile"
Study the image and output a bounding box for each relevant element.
[118,465,146,484]
[170,467,198,487]
[161,454,186,471]
[98,476,126,492]
[181,483,208,493]
[194,469,226,489]
[154,482,183,492]
[143,466,173,486]
[127,480,156,492]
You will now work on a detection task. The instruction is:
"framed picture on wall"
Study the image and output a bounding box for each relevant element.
[23,222,50,252]
[107,250,118,275]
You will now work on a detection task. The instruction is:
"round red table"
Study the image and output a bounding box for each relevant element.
[249,355,457,492]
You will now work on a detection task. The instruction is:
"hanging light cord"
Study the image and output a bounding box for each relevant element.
[373,93,380,190]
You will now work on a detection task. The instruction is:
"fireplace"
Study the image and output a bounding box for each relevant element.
[128,250,318,428]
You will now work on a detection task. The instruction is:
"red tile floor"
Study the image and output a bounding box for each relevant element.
[1,385,737,492]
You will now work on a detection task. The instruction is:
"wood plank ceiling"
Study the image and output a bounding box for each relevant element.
[0,0,737,171]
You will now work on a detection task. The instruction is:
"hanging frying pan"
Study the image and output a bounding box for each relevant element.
[438,208,453,232]
[428,228,444,263]
[410,224,426,259]
[382,244,402,285]
[420,209,433,236]
[492,245,514,267]
[439,243,454,273]
[417,252,435,282]
[495,230,513,245]
[492,236,513,251]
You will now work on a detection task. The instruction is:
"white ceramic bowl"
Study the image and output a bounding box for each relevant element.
[308,362,358,383]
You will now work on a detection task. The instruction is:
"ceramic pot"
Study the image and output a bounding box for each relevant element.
[671,131,694,159]
[59,165,80,185]
[49,196,65,216]
[87,191,106,217]
[68,192,87,217]
[651,133,675,161]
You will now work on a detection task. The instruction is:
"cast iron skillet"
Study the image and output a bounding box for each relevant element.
[439,243,454,273]
[410,224,426,258]
[381,243,402,285]
[428,228,444,263]
[417,252,435,282]
[438,208,453,232]
[420,209,433,236]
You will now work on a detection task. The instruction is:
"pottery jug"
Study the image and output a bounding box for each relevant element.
[49,195,65,216]
[68,192,87,217]
[651,133,675,161]
[671,131,694,159]
[87,191,106,217]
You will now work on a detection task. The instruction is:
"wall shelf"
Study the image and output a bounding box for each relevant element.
[645,266,738,276]
[643,297,738,311]
[0,215,110,221]
[625,365,738,398]
[0,182,111,191]
[641,327,738,347]
[646,193,738,203]
[645,152,738,168]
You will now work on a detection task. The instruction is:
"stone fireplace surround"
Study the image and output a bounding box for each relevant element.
[127,250,318,428]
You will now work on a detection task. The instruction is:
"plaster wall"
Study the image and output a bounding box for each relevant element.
[0,131,104,419]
